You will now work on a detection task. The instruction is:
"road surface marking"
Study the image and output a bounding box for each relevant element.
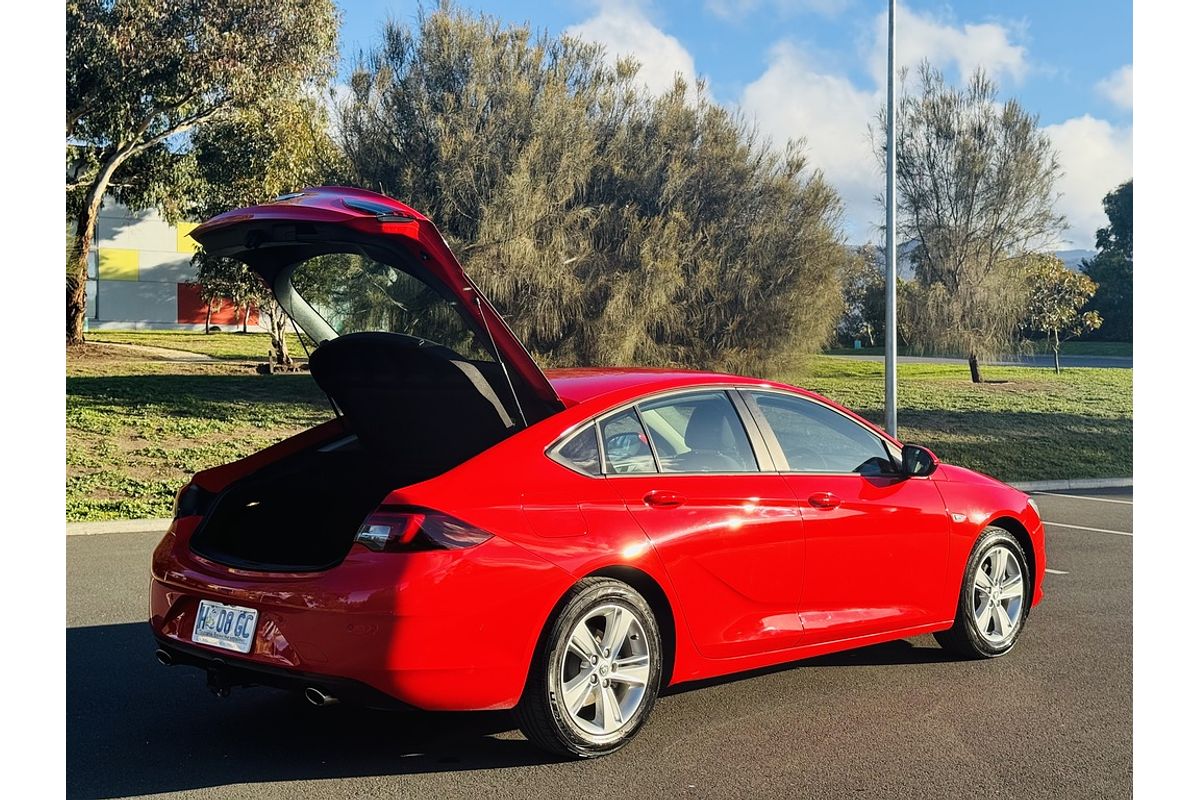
[1045,568,1069,575]
[1044,521,1132,537]
[1033,491,1133,505]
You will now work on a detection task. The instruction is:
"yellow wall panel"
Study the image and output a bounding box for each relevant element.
[97,248,139,281]
[176,222,199,253]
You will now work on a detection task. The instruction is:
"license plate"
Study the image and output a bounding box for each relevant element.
[192,599,258,654]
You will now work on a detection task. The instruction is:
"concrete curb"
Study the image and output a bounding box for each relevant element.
[1009,477,1132,492]
[67,518,172,536]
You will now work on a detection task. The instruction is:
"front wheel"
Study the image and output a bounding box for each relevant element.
[515,578,663,758]
[935,527,1031,658]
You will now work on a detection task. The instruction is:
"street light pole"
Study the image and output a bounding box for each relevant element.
[884,0,898,437]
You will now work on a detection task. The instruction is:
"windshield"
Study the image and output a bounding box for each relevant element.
[289,253,495,362]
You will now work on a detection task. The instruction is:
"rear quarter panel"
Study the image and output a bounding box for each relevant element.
[385,399,711,686]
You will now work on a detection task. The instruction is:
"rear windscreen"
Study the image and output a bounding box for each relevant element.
[290,254,495,362]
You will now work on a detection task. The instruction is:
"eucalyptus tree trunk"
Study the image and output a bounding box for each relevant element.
[67,156,122,344]
[66,216,91,344]
[272,316,290,366]
[1052,330,1061,374]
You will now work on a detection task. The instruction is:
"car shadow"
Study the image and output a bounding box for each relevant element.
[69,623,965,798]
[67,622,558,799]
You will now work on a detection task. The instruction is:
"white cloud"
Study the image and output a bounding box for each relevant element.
[322,83,353,137]
[740,4,1033,241]
[566,2,696,95]
[1096,64,1133,111]
[741,42,881,238]
[706,0,853,19]
[864,4,1029,87]
[1042,115,1133,248]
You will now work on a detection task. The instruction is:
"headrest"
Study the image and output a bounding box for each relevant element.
[684,401,741,452]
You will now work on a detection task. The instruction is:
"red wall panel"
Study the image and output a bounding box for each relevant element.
[176,283,260,326]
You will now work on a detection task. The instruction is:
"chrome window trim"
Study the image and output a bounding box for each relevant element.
[631,404,666,472]
[545,385,777,478]
[546,421,603,477]
[597,406,658,476]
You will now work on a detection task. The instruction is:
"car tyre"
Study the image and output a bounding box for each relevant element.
[935,526,1031,659]
[515,577,663,758]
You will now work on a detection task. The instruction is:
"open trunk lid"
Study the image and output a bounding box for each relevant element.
[191,186,563,424]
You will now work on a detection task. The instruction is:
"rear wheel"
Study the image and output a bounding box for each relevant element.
[935,527,1031,658]
[515,578,662,758]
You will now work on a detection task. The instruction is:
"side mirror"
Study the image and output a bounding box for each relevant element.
[901,444,938,477]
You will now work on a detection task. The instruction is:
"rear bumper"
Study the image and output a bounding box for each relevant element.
[152,632,410,709]
[149,520,572,711]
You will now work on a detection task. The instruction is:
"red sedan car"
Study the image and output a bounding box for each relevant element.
[150,187,1045,757]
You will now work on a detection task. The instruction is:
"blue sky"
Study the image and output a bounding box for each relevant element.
[334,1,1133,248]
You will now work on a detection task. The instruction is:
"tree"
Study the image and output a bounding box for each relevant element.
[1096,179,1132,257]
[192,251,298,368]
[885,64,1065,382]
[838,246,885,346]
[65,0,338,344]
[1082,180,1132,341]
[1022,254,1102,373]
[187,96,345,363]
[338,4,846,375]
[191,253,262,335]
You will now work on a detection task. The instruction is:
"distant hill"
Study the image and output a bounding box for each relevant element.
[849,242,1097,276]
[1054,249,1097,272]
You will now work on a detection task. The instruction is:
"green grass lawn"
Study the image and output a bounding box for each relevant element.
[789,358,1131,484]
[67,345,332,520]
[86,330,310,361]
[66,336,1132,522]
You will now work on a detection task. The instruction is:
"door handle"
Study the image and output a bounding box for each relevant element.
[808,492,842,509]
[644,490,686,509]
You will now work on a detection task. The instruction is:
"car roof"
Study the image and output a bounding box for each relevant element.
[541,367,902,450]
[545,367,776,405]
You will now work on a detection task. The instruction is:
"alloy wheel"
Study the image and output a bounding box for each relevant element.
[556,603,652,738]
[971,545,1025,643]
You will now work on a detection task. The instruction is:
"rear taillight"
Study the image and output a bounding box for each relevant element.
[354,509,494,553]
[173,483,214,519]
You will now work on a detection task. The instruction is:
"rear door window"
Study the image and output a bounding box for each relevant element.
[599,410,657,474]
[636,392,758,473]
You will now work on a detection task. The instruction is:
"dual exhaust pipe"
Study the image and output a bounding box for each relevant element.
[155,648,337,706]
[304,687,339,707]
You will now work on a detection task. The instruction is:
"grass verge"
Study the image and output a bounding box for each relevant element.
[67,345,331,521]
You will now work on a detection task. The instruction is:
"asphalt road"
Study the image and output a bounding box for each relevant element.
[67,488,1132,799]
[829,353,1133,369]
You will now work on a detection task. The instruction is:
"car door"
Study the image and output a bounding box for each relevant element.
[741,390,949,643]
[601,390,805,660]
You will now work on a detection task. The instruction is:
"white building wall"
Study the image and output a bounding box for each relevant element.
[85,197,264,331]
